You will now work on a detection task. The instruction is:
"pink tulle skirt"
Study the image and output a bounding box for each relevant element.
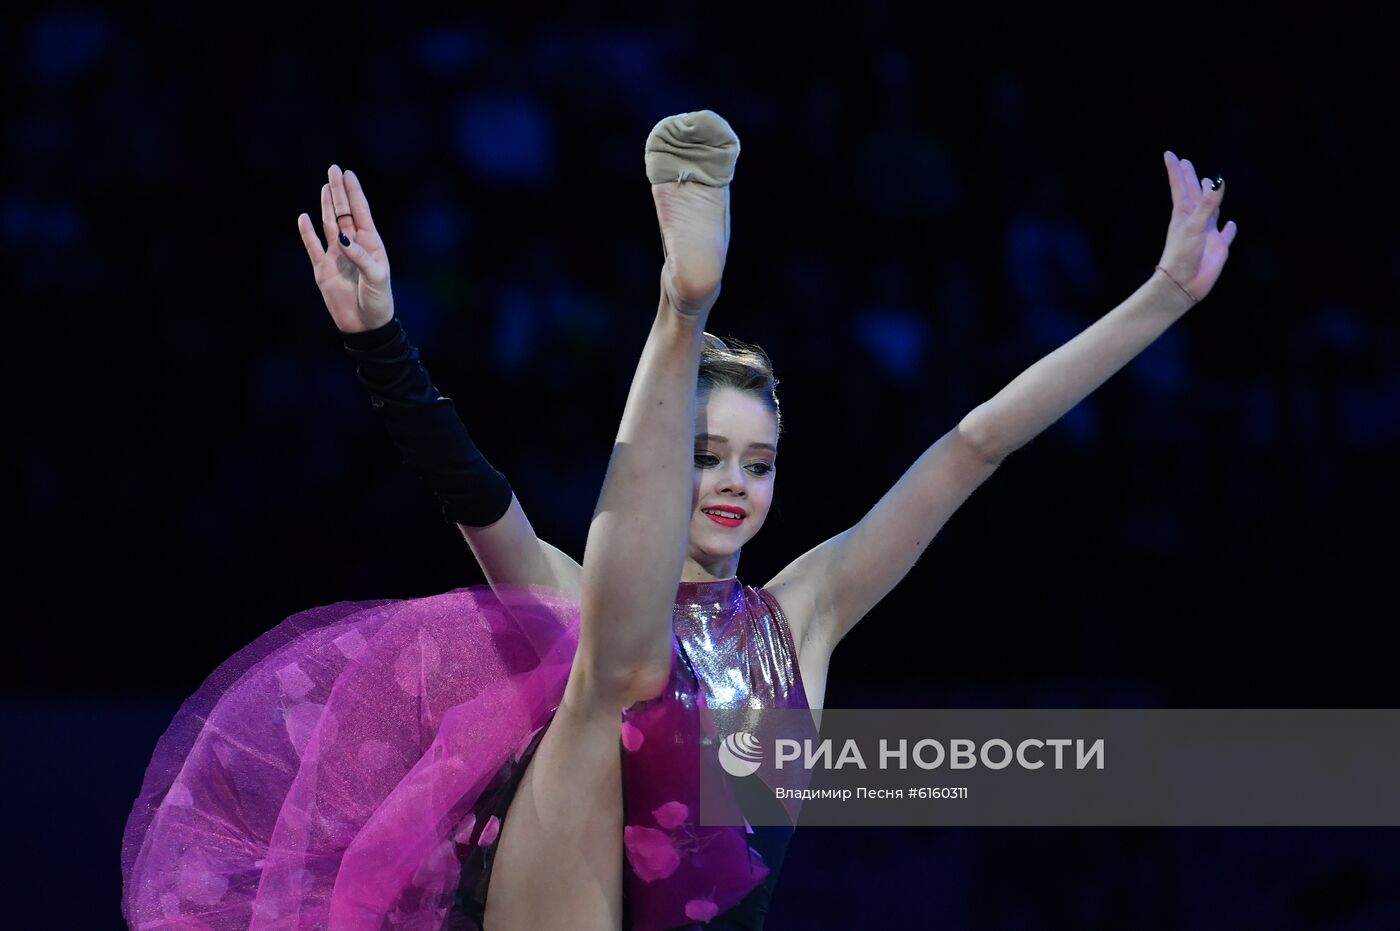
[121,584,768,930]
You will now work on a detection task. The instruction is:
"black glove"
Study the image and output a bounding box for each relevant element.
[342,317,513,528]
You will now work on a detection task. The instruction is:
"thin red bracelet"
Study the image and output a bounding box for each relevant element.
[1155,265,1198,303]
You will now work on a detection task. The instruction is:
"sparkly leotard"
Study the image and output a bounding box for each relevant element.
[635,577,810,930]
[455,576,809,930]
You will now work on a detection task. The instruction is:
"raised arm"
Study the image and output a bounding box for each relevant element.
[297,165,582,596]
[767,151,1238,656]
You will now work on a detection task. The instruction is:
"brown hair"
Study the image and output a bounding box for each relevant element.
[698,333,783,439]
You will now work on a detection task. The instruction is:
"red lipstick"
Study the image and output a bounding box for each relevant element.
[700,505,746,527]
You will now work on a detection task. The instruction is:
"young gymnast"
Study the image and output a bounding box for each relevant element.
[121,111,1235,929]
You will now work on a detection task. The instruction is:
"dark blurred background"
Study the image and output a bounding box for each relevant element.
[7,3,1399,928]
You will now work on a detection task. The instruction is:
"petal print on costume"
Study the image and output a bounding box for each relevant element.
[333,628,371,662]
[276,661,314,700]
[453,813,477,845]
[621,719,645,751]
[164,781,193,807]
[478,814,501,846]
[624,825,682,882]
[283,700,324,757]
[685,897,720,921]
[652,800,688,829]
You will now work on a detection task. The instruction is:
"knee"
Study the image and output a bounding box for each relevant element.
[617,664,671,709]
[595,660,670,710]
[569,654,672,712]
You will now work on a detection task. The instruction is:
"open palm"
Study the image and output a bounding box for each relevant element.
[1158,151,1238,303]
[296,165,394,333]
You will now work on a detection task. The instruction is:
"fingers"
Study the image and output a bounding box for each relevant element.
[1190,177,1226,232]
[1165,151,1205,213]
[337,235,387,284]
[1166,152,1234,251]
[328,165,356,238]
[320,183,340,249]
[296,213,325,264]
[343,169,377,234]
[1203,176,1223,225]
[1180,157,1202,200]
[1164,151,1186,206]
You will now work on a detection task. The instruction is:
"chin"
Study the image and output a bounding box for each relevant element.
[693,532,742,556]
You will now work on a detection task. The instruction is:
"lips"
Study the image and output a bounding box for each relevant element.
[701,505,746,527]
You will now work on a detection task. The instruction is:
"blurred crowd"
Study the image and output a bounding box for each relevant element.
[11,11,1398,700]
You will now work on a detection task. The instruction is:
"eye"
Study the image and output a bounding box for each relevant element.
[694,453,719,467]
[747,463,774,476]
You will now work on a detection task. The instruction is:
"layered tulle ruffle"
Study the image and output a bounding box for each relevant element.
[121,584,769,930]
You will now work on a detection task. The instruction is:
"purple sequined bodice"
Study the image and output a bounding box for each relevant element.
[669,577,808,715]
[617,576,810,929]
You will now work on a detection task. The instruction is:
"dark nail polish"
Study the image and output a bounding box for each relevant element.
[1211,177,1223,191]
[338,232,351,247]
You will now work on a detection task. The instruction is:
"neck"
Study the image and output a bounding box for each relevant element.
[681,554,739,583]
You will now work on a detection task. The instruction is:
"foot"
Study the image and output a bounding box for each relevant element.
[645,110,740,318]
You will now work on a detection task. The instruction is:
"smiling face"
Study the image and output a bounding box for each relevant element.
[686,386,780,579]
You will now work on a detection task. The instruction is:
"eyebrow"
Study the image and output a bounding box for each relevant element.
[695,433,777,453]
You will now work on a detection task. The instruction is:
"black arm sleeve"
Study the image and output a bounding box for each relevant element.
[342,317,513,528]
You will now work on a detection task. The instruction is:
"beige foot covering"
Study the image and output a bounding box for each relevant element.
[643,110,741,187]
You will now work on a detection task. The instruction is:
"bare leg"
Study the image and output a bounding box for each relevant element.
[482,112,738,929]
[481,700,629,929]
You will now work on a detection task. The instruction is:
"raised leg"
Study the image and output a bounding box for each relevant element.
[479,110,739,930]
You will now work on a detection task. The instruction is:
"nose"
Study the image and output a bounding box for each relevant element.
[715,461,747,496]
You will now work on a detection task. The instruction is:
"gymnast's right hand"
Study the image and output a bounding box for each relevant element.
[296,164,393,334]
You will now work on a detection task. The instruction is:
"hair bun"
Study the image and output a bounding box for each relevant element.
[701,332,729,352]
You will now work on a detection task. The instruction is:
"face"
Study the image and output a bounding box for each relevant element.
[689,387,779,565]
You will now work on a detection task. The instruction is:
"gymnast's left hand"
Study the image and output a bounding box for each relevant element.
[1156,151,1239,304]
[296,165,394,334]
